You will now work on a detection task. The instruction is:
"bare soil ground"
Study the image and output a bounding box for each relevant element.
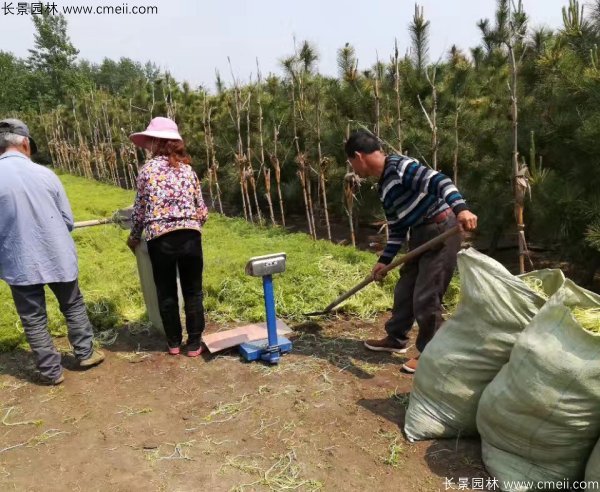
[0,317,485,492]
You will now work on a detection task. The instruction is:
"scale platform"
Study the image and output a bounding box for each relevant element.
[240,336,292,362]
[239,252,291,364]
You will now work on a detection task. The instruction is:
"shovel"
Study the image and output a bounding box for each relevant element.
[304,226,460,317]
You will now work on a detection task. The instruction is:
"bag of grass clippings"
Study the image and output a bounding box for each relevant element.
[477,280,600,491]
[404,248,564,441]
[586,439,600,484]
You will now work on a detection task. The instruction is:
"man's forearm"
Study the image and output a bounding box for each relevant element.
[378,229,406,265]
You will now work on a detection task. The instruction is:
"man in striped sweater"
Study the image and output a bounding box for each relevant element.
[345,130,477,374]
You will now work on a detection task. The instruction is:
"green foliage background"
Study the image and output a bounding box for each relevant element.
[3,3,600,276]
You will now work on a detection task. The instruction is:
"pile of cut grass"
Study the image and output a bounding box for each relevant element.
[0,173,396,351]
[571,307,600,333]
[442,275,461,313]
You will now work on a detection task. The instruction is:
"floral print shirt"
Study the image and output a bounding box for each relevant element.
[130,156,208,241]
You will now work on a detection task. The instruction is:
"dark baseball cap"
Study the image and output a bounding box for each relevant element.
[0,118,38,154]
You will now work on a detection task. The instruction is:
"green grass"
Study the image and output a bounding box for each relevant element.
[0,173,396,351]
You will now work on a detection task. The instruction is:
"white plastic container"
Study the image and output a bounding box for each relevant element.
[135,237,164,333]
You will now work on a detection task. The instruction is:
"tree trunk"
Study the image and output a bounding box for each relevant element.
[394,39,404,154]
[316,91,332,241]
[291,76,314,238]
[271,124,286,227]
[257,79,276,225]
[246,92,263,223]
[417,66,439,170]
[213,168,224,214]
[508,43,526,274]
[431,71,438,171]
[233,84,249,221]
[453,107,460,185]
[344,175,357,247]
[202,94,215,209]
[374,63,381,138]
[305,163,317,239]
[297,165,313,238]
[206,106,223,214]
[242,165,254,223]
[263,168,276,226]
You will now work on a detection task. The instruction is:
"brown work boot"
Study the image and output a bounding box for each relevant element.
[35,372,65,386]
[79,350,105,368]
[364,336,408,354]
[402,355,420,374]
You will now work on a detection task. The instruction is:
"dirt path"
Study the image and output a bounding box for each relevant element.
[0,318,485,491]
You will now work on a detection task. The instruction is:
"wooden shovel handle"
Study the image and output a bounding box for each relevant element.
[320,226,461,313]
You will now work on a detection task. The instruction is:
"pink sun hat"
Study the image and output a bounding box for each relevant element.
[129,117,183,149]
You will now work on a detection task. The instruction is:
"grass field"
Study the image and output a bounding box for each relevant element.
[0,173,396,351]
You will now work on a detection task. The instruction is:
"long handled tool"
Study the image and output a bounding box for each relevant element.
[73,207,133,230]
[305,226,460,316]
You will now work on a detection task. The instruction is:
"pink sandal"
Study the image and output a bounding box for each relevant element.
[186,345,205,358]
[167,346,180,355]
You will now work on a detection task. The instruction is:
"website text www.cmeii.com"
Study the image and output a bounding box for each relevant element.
[444,477,600,490]
[2,2,158,16]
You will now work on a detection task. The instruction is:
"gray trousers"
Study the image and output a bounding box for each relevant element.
[10,279,94,380]
[385,215,462,353]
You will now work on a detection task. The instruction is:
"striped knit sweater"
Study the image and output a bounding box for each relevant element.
[377,154,469,265]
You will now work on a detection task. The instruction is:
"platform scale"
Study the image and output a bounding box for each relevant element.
[239,253,292,364]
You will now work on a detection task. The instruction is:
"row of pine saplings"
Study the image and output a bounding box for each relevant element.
[37,92,365,247]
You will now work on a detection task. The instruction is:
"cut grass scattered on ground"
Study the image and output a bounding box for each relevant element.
[223,450,323,491]
[116,406,153,417]
[377,431,405,467]
[0,429,68,454]
[201,394,251,424]
[144,440,196,462]
[1,407,43,427]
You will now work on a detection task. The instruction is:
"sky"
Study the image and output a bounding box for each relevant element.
[1,0,571,89]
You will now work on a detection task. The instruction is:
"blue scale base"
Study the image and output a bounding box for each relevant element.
[239,336,293,363]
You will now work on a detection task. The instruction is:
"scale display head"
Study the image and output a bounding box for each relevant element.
[245,253,287,277]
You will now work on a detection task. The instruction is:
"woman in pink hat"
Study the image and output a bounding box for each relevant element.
[127,117,208,357]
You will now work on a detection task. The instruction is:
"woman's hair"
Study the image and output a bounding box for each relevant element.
[151,138,191,168]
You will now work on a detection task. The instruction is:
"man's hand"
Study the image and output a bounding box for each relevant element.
[371,262,388,282]
[456,210,478,232]
[127,237,140,254]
